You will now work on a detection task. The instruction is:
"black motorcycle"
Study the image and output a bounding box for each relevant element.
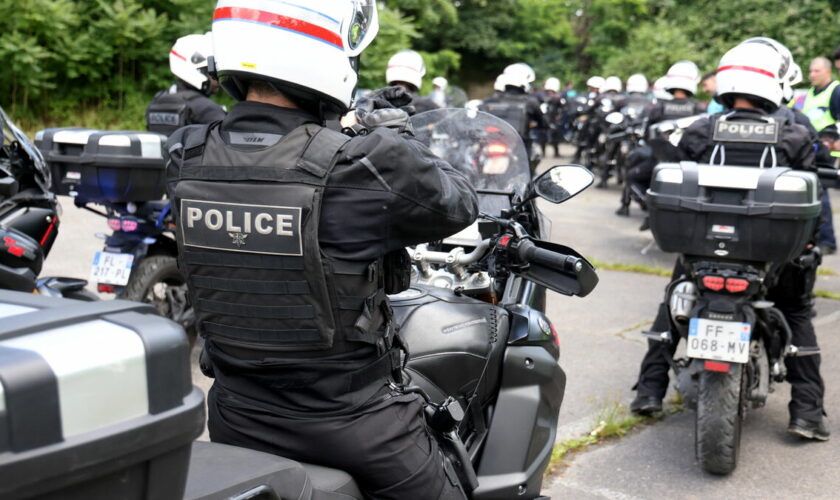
[646,161,822,474]
[0,107,95,299]
[33,127,193,338]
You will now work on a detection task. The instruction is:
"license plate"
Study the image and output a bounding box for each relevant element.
[91,251,134,286]
[687,318,751,363]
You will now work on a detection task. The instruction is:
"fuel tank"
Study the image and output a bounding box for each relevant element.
[390,284,509,404]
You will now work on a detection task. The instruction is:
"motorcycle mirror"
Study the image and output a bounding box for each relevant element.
[605,111,624,125]
[0,176,19,198]
[533,165,594,204]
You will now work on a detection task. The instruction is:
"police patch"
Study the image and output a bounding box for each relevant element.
[147,112,181,126]
[713,120,779,144]
[180,199,303,256]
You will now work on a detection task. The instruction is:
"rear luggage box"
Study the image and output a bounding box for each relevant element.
[648,162,821,263]
[0,291,203,500]
[34,128,167,203]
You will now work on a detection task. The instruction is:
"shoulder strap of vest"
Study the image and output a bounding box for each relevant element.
[182,122,218,161]
[296,123,352,179]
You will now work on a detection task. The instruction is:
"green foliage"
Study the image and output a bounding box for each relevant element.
[6,0,840,130]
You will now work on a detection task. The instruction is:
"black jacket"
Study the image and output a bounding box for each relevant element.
[148,82,226,131]
[165,101,478,412]
[647,97,706,125]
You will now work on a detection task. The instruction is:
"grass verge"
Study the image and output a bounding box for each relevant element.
[545,397,683,477]
[815,290,840,300]
[818,268,837,276]
[589,259,672,278]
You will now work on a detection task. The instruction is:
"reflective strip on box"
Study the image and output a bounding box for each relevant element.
[0,319,149,438]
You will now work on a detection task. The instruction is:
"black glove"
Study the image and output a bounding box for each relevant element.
[355,86,416,132]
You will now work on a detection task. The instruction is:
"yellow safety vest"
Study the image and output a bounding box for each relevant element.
[802,80,840,131]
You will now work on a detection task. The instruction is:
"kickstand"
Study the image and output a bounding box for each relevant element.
[641,238,656,256]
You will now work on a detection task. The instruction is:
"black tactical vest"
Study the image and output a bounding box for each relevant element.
[168,122,392,355]
[661,98,701,121]
[706,111,782,168]
[481,96,529,138]
[146,90,203,136]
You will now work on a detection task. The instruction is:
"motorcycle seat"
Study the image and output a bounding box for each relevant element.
[184,441,363,499]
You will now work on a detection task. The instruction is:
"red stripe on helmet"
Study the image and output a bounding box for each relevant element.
[213,6,343,49]
[170,50,187,61]
[717,65,776,79]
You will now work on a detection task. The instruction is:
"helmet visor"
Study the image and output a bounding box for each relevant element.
[344,0,378,56]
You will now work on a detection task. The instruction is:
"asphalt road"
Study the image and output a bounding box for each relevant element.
[39,152,840,499]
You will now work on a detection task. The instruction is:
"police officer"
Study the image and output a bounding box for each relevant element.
[542,77,564,158]
[480,63,547,170]
[803,57,840,133]
[616,74,654,215]
[647,61,706,125]
[386,50,440,114]
[631,41,829,441]
[571,76,605,165]
[166,1,478,498]
[145,33,226,136]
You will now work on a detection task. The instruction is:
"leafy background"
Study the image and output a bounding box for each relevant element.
[2,0,839,131]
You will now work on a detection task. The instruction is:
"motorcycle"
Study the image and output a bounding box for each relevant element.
[645,160,822,475]
[33,127,194,339]
[0,107,95,299]
[601,108,645,187]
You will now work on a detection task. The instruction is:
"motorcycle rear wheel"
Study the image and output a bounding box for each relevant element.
[119,255,196,346]
[695,364,746,475]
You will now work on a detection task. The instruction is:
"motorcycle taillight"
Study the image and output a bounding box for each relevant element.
[725,278,750,294]
[487,143,508,155]
[107,218,122,231]
[121,219,139,232]
[701,275,725,291]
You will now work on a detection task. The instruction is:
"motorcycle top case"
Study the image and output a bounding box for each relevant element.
[0,291,204,500]
[648,162,821,263]
[34,128,167,203]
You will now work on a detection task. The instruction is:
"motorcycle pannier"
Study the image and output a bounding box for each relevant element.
[0,291,203,500]
[648,162,821,263]
[34,128,167,203]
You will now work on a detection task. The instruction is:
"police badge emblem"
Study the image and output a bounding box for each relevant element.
[229,232,248,247]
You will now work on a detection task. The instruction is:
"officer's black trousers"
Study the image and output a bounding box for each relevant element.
[619,147,655,210]
[207,385,466,500]
[635,259,825,421]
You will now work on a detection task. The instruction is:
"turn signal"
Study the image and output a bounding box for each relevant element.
[701,276,725,291]
[725,278,750,294]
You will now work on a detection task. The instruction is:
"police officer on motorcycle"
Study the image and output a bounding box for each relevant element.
[145,33,226,136]
[615,74,654,216]
[386,50,440,114]
[480,63,547,170]
[647,61,706,125]
[631,41,830,441]
[165,1,478,497]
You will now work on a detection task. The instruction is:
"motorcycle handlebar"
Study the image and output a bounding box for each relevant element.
[517,239,583,274]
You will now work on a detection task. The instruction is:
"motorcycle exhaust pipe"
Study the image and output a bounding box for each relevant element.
[669,280,697,324]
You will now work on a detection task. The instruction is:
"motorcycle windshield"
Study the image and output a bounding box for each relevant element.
[0,106,51,192]
[410,109,530,197]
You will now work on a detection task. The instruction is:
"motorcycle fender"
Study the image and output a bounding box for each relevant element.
[473,345,565,500]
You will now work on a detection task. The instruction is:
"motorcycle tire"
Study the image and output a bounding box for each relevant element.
[695,364,746,475]
[119,255,196,347]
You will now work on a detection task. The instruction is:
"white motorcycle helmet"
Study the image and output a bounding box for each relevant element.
[602,76,623,93]
[544,77,561,93]
[664,61,700,95]
[626,73,649,94]
[503,63,536,90]
[170,33,214,93]
[211,0,379,116]
[652,77,673,101]
[740,37,800,103]
[432,76,448,90]
[494,74,509,92]
[716,42,783,110]
[386,50,427,91]
[586,76,605,90]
